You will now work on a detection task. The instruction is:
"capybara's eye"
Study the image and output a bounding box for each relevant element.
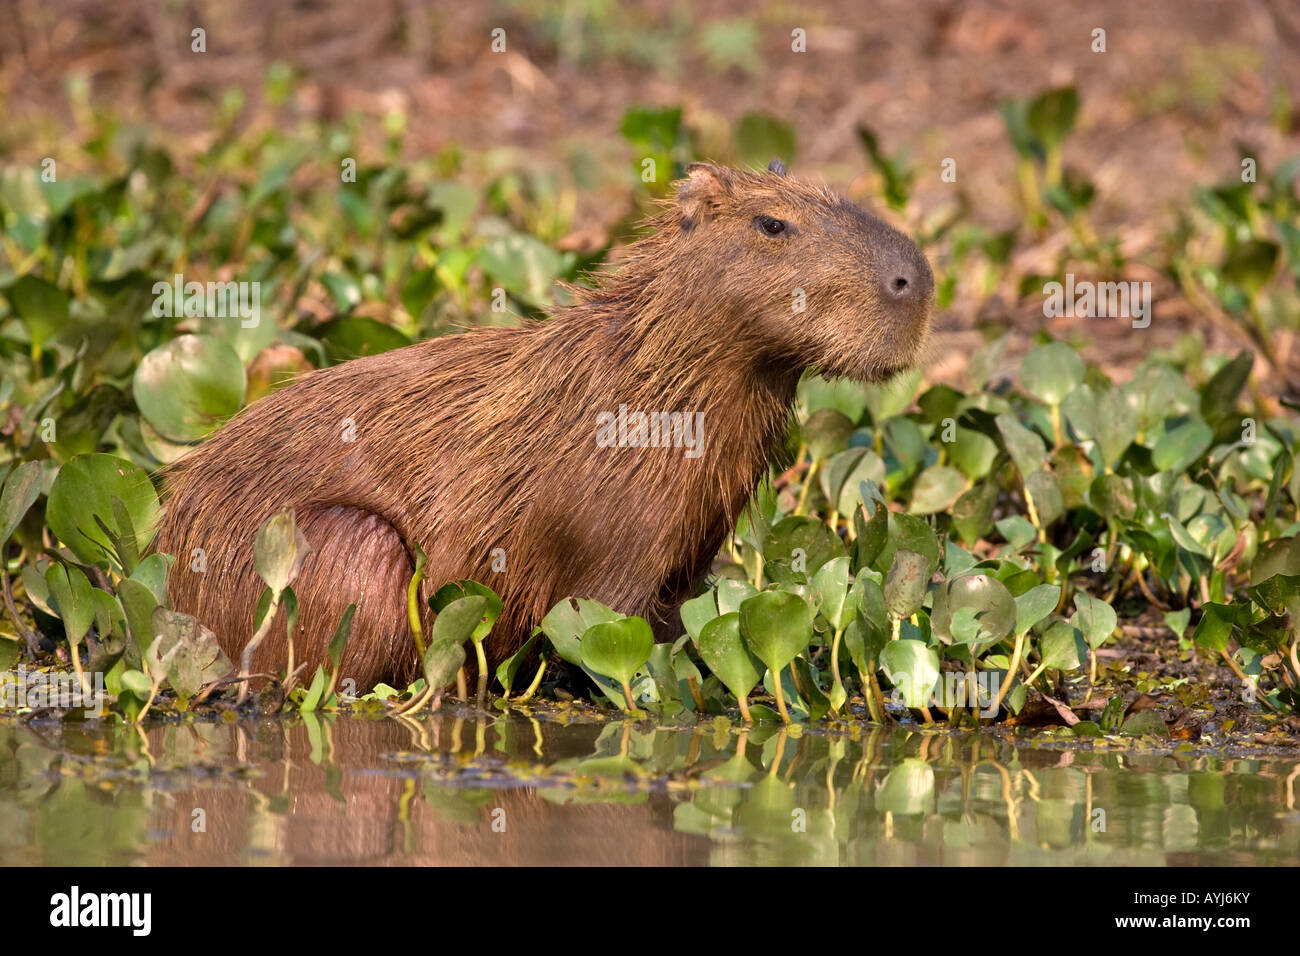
[755,215,787,237]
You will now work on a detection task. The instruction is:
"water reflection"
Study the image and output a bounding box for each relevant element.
[1,710,1297,865]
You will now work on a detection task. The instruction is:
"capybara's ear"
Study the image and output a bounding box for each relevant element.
[768,157,787,176]
[677,162,733,224]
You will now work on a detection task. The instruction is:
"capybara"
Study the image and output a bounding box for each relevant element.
[153,161,934,690]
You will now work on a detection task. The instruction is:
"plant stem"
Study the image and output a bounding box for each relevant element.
[829,627,845,712]
[69,640,91,699]
[621,679,636,713]
[795,460,820,516]
[991,631,1026,715]
[135,675,162,723]
[1220,649,1281,712]
[407,551,427,658]
[514,660,546,702]
[737,693,753,723]
[473,638,489,708]
[772,667,792,723]
[237,589,280,705]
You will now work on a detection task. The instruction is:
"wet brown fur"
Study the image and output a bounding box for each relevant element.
[153,163,933,690]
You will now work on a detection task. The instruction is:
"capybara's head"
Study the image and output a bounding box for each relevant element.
[668,160,933,383]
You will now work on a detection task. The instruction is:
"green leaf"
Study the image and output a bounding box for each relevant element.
[801,408,855,460]
[883,550,930,619]
[1199,351,1253,427]
[44,562,95,645]
[996,413,1048,479]
[0,460,43,544]
[738,591,814,675]
[46,454,159,568]
[873,512,939,577]
[120,669,152,700]
[495,632,539,697]
[951,482,997,545]
[423,640,466,690]
[909,465,966,514]
[149,607,232,698]
[1038,619,1085,671]
[1026,86,1079,149]
[117,578,160,658]
[431,595,488,649]
[316,316,412,362]
[478,233,564,309]
[1014,584,1061,636]
[1192,603,1234,653]
[328,603,356,671]
[253,508,311,594]
[1120,710,1167,736]
[132,334,247,443]
[1024,469,1064,526]
[581,616,654,688]
[539,597,622,667]
[7,274,69,353]
[1020,341,1084,406]
[300,665,328,712]
[1070,592,1117,649]
[762,516,845,583]
[698,612,763,702]
[1221,239,1279,297]
[879,640,940,709]
[932,573,1016,648]
[680,591,718,642]
[1152,419,1213,472]
[811,556,852,629]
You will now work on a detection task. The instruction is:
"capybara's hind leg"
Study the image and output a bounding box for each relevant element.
[254,506,418,692]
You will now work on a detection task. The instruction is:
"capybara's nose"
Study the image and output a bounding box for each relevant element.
[879,245,935,312]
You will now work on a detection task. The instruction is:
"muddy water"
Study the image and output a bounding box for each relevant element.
[1,710,1297,866]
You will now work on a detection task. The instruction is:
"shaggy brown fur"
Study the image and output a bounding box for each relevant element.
[153,162,934,690]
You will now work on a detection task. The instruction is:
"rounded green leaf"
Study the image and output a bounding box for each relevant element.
[1038,620,1086,671]
[0,460,43,545]
[879,639,940,709]
[580,616,655,686]
[1152,419,1212,473]
[423,640,466,690]
[133,334,246,442]
[909,464,966,515]
[431,595,489,649]
[811,556,852,629]
[44,562,95,645]
[1014,584,1061,636]
[931,573,1015,647]
[46,454,160,567]
[802,408,855,461]
[1070,592,1117,649]
[1020,341,1084,406]
[254,508,311,593]
[317,316,412,362]
[738,591,814,674]
[120,669,153,700]
[698,612,763,701]
[883,549,930,619]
